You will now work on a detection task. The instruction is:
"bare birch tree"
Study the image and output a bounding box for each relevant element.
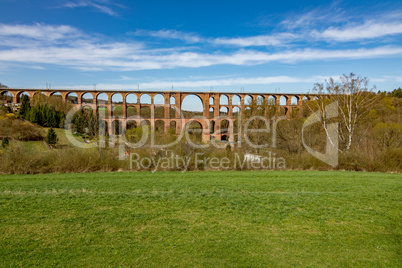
[307,73,378,151]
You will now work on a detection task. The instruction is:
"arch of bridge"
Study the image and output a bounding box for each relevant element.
[1,90,16,99]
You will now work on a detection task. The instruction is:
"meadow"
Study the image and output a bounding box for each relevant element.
[0,170,401,267]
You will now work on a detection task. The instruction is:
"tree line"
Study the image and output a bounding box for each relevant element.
[17,94,103,137]
[18,95,65,128]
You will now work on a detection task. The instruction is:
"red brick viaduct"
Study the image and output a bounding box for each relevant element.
[1,88,317,143]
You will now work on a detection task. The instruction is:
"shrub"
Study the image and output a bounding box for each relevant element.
[0,118,43,141]
[1,137,9,148]
[0,144,123,174]
[373,122,402,149]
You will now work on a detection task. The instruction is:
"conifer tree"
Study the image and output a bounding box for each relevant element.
[45,127,58,145]
[19,95,31,119]
[47,106,57,127]
[29,105,39,124]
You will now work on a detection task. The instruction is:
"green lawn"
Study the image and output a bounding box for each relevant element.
[0,171,400,267]
[22,140,48,152]
[42,127,92,147]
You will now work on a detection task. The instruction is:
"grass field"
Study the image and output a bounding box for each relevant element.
[0,171,401,267]
[10,128,86,153]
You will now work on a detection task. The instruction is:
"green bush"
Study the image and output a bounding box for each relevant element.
[45,127,58,145]
[0,143,123,174]
[2,137,9,148]
[0,118,43,141]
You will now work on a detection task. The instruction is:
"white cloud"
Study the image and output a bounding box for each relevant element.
[133,29,299,47]
[280,2,346,30]
[130,29,203,43]
[214,33,297,47]
[218,19,402,47]
[380,75,402,83]
[62,0,121,16]
[313,20,402,41]
[278,4,402,43]
[0,23,81,41]
[1,39,402,71]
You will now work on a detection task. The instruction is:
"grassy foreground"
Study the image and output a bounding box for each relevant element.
[0,171,401,267]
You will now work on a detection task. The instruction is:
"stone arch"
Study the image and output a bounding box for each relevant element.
[232,95,241,106]
[112,120,123,135]
[81,105,93,113]
[126,93,137,104]
[33,91,45,97]
[97,106,109,118]
[50,92,62,99]
[221,135,228,141]
[302,96,309,102]
[257,95,265,106]
[291,96,299,105]
[16,91,30,103]
[181,94,204,119]
[111,93,123,104]
[0,91,13,103]
[96,93,108,104]
[154,94,164,105]
[155,120,165,133]
[244,95,253,105]
[140,106,151,118]
[140,94,151,104]
[220,106,228,116]
[154,106,165,118]
[82,93,93,104]
[170,96,176,105]
[219,94,229,105]
[268,95,276,105]
[221,119,229,134]
[66,92,78,104]
[185,120,203,142]
[232,106,240,116]
[209,97,214,105]
[127,106,137,118]
[126,120,137,129]
[32,91,47,103]
[112,106,123,118]
[279,96,287,106]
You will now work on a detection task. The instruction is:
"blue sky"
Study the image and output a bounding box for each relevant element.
[0,0,402,94]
